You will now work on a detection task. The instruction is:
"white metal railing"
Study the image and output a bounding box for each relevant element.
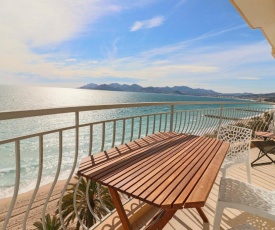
[0,101,274,229]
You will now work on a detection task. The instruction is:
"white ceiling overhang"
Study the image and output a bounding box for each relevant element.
[230,0,275,58]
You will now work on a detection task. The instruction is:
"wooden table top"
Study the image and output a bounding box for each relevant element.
[78,132,229,210]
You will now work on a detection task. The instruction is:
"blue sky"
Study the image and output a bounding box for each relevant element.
[1,0,275,93]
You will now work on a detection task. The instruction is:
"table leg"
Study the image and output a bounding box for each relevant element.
[144,209,177,230]
[108,187,131,230]
[196,207,209,223]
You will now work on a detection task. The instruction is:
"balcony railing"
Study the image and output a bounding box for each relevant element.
[0,101,274,229]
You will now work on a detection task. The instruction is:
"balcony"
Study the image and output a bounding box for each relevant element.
[1,101,275,229]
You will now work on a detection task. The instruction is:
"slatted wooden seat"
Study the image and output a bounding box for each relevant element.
[78,132,229,230]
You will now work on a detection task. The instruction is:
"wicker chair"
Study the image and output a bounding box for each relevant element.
[213,178,275,229]
[217,125,252,183]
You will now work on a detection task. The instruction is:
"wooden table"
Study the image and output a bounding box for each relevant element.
[78,132,229,230]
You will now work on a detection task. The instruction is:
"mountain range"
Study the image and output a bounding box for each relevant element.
[80,83,219,96]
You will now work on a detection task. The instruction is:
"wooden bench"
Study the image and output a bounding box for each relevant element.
[78,132,229,230]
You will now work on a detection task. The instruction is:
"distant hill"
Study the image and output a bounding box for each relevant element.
[80,83,275,101]
[80,83,219,96]
[234,92,275,102]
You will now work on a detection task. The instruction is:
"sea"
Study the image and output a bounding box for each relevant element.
[0,85,273,198]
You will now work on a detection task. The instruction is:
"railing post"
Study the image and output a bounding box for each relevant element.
[170,105,175,132]
[59,111,81,229]
[217,104,224,137]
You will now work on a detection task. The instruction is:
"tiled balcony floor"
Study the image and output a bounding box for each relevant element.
[132,147,275,230]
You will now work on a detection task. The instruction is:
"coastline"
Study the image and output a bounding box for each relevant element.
[0,179,69,230]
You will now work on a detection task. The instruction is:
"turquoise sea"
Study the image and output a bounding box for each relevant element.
[0,85,273,198]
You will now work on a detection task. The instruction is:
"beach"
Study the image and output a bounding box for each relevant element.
[0,180,70,230]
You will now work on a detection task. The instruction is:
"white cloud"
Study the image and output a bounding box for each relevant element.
[68,39,273,90]
[0,0,164,86]
[65,59,77,62]
[1,4,274,95]
[130,16,165,31]
[235,77,260,80]
[0,0,124,85]
[3,38,271,88]
[0,1,122,47]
